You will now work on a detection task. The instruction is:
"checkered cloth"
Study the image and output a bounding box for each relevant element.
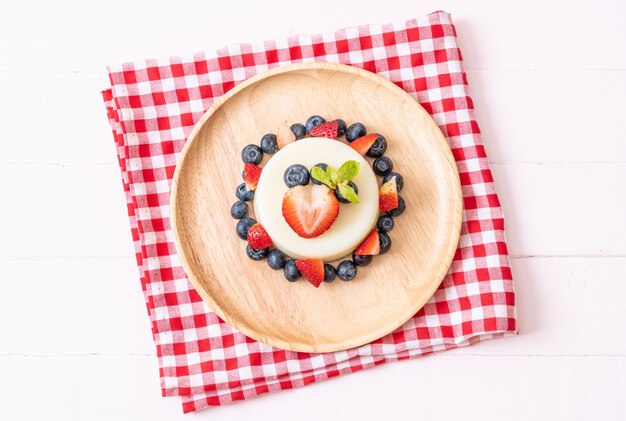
[102,11,517,413]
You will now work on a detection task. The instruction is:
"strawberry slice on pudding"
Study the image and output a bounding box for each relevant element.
[282,185,340,239]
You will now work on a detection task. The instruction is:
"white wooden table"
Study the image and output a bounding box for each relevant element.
[1,1,625,419]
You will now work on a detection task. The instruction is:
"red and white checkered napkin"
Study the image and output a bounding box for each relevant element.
[102,11,517,413]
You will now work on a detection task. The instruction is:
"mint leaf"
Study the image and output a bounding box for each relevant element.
[326,165,339,186]
[311,166,334,188]
[337,182,360,204]
[337,160,360,183]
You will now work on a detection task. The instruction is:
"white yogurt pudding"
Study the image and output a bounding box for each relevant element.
[254,138,379,261]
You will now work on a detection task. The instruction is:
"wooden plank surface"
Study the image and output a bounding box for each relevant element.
[0,0,624,419]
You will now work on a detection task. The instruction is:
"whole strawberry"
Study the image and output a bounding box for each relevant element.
[295,259,325,287]
[247,223,273,249]
[309,121,338,140]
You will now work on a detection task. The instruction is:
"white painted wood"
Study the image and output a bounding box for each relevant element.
[0,354,624,420]
[491,163,626,256]
[0,0,625,418]
[468,69,626,164]
[2,257,624,357]
[1,70,624,166]
[1,1,624,72]
[0,72,114,165]
[0,164,134,258]
[447,257,626,356]
[0,259,154,355]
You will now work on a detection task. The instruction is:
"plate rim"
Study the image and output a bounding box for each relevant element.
[170,62,463,353]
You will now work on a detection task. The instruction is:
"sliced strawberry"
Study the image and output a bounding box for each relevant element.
[295,259,325,287]
[349,133,378,156]
[354,229,380,256]
[309,121,338,139]
[282,184,339,239]
[244,163,262,191]
[277,122,296,149]
[379,176,399,212]
[247,223,272,249]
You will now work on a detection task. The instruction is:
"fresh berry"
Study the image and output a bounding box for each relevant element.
[310,163,328,185]
[337,260,357,281]
[388,195,406,217]
[247,223,273,249]
[241,144,263,165]
[267,249,288,270]
[349,133,377,155]
[378,231,392,254]
[324,264,336,282]
[230,201,247,219]
[282,185,340,238]
[305,115,326,133]
[352,253,373,267]
[383,172,403,192]
[376,214,394,233]
[334,119,347,137]
[236,183,255,201]
[354,229,380,255]
[373,156,393,176]
[290,123,307,140]
[260,134,278,154]
[244,163,262,190]
[283,164,310,188]
[236,217,256,240]
[366,134,387,158]
[284,260,301,282]
[345,122,366,142]
[246,244,269,261]
[379,176,399,212]
[309,121,338,139]
[295,259,325,287]
[277,122,296,148]
[334,181,358,204]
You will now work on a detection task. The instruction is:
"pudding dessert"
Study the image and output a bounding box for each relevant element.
[254,138,378,261]
[231,115,406,287]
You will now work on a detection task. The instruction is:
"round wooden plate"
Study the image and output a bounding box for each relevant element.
[171,62,462,353]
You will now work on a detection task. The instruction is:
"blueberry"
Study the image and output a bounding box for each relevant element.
[230,201,248,219]
[236,183,254,201]
[260,134,278,154]
[345,122,366,143]
[334,119,347,137]
[387,196,405,217]
[352,253,373,267]
[334,181,358,204]
[383,172,404,192]
[376,214,394,233]
[310,163,328,185]
[290,123,307,140]
[241,144,263,165]
[324,264,337,282]
[366,134,387,158]
[284,164,310,187]
[246,244,269,261]
[378,232,392,254]
[267,249,287,269]
[236,217,256,240]
[284,260,301,282]
[305,115,326,133]
[373,156,393,176]
[337,260,357,281]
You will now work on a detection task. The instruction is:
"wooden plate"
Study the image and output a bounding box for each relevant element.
[171,62,462,353]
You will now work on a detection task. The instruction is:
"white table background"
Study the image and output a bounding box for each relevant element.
[1,0,625,419]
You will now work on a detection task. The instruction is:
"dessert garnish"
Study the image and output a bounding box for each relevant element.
[230,114,406,287]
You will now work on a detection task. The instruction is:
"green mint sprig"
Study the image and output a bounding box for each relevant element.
[311,160,360,204]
